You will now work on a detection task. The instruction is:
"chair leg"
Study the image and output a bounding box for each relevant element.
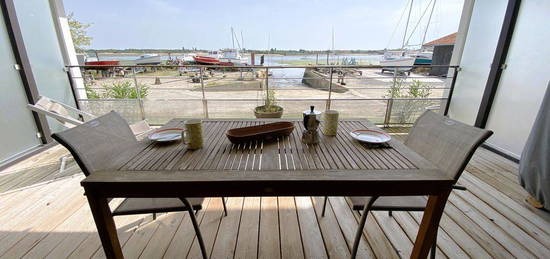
[221,197,228,216]
[388,210,393,217]
[321,196,328,217]
[430,228,438,259]
[59,156,68,174]
[181,198,208,259]
[351,196,379,259]
[152,213,157,220]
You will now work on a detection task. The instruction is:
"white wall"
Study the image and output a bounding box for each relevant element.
[484,0,550,158]
[447,0,507,124]
[449,0,550,159]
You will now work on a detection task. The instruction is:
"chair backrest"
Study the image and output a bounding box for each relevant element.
[51,111,142,176]
[405,111,493,180]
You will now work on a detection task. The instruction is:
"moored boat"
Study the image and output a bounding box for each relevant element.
[411,51,433,65]
[193,56,221,65]
[84,60,120,66]
[135,54,162,65]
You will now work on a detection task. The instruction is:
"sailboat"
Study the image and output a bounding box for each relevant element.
[218,27,248,66]
[380,0,437,69]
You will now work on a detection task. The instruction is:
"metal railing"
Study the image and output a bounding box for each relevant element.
[66,64,459,126]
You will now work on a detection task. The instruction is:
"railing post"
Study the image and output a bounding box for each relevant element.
[327,67,333,111]
[384,99,394,128]
[200,67,209,118]
[132,67,146,120]
[444,67,459,116]
[264,67,269,106]
[384,67,399,127]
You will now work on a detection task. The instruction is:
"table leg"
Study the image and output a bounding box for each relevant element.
[410,190,450,259]
[86,192,123,259]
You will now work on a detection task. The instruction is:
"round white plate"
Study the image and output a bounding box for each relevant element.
[350,129,391,144]
[148,128,183,142]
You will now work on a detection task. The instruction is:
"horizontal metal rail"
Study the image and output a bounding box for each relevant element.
[78,97,447,102]
[66,64,459,69]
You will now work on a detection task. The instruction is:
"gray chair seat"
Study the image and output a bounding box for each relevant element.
[348,196,427,211]
[113,197,204,216]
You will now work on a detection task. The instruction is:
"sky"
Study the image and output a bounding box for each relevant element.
[64,0,464,50]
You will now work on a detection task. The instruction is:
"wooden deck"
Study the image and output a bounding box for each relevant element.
[0,128,549,259]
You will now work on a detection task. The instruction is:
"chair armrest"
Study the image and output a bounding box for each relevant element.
[452,185,467,191]
[27,104,84,126]
[52,100,95,119]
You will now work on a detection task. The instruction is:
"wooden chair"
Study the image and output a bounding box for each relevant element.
[51,111,223,259]
[322,111,493,258]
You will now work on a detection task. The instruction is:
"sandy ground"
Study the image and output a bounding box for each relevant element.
[80,68,450,125]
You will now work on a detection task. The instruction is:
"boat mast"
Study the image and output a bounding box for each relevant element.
[231,27,235,50]
[421,0,437,47]
[402,0,414,49]
[241,30,244,50]
[331,26,335,53]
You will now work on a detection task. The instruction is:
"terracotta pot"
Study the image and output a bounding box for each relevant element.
[254,105,284,118]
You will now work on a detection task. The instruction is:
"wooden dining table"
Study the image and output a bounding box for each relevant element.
[81,118,455,259]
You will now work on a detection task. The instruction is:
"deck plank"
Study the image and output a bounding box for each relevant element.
[210,197,245,259]
[278,197,305,259]
[258,197,281,259]
[233,197,260,259]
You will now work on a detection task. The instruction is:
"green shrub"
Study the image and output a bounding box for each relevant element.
[85,85,101,99]
[102,80,149,99]
[386,78,433,124]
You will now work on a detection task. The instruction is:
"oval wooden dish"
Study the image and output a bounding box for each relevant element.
[226,122,295,144]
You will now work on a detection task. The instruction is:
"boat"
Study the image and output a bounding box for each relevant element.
[410,51,433,65]
[381,0,436,70]
[134,54,161,65]
[182,53,196,63]
[84,59,120,70]
[193,56,221,65]
[380,51,415,73]
[219,50,248,66]
[84,60,119,66]
[380,57,415,67]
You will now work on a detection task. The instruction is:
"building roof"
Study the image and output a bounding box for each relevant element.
[423,32,457,46]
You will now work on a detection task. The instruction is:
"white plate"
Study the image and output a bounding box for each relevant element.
[350,129,391,144]
[148,128,183,142]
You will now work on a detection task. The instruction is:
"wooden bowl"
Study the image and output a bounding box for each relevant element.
[226,122,295,144]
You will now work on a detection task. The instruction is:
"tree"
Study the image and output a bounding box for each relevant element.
[67,13,92,53]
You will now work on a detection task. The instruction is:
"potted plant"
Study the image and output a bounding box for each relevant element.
[254,90,284,118]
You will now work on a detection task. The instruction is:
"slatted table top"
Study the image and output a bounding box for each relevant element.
[120,119,419,172]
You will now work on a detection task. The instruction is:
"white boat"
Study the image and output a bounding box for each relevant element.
[380,50,415,67]
[379,57,415,67]
[182,53,196,63]
[219,50,248,66]
[135,54,161,65]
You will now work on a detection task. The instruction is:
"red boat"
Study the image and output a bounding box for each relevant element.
[84,60,120,66]
[193,56,233,66]
[193,56,220,65]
